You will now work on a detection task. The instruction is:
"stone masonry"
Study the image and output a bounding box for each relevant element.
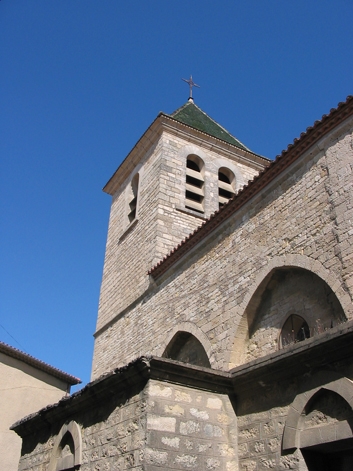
[92,110,353,378]
[13,323,353,471]
[13,358,238,471]
[95,115,266,335]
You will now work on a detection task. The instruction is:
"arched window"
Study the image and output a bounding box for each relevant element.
[163,331,210,368]
[218,167,235,208]
[185,155,204,213]
[48,421,82,471]
[128,173,139,223]
[56,432,75,471]
[280,314,310,348]
[283,376,353,467]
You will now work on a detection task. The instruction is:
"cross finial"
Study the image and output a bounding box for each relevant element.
[182,75,200,102]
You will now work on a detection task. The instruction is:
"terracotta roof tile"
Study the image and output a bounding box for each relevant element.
[0,341,81,385]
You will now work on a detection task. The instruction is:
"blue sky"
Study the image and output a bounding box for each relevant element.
[1,1,352,390]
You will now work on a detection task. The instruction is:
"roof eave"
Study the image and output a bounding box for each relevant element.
[160,113,269,164]
[0,342,81,385]
[103,114,164,196]
[103,113,269,196]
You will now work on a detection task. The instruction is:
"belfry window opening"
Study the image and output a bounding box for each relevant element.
[185,154,204,213]
[218,167,235,208]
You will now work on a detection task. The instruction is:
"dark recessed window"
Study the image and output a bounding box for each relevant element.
[128,174,139,223]
[280,314,310,348]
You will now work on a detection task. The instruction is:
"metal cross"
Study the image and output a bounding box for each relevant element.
[182,75,200,100]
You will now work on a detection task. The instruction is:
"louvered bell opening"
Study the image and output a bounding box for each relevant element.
[218,170,235,208]
[128,196,137,222]
[185,168,204,213]
[186,159,201,172]
[218,182,235,207]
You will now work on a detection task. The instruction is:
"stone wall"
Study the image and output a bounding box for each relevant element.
[92,117,353,379]
[18,384,146,471]
[14,336,353,471]
[245,268,346,363]
[235,369,305,471]
[145,380,237,471]
[94,126,263,372]
[15,360,239,471]
[15,345,353,471]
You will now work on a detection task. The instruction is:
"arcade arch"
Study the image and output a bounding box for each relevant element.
[283,374,353,470]
[228,258,348,369]
[161,324,212,368]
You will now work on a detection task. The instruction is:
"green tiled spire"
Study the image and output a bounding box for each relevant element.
[169,101,250,151]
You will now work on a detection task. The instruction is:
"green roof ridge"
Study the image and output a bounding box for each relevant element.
[169,101,251,151]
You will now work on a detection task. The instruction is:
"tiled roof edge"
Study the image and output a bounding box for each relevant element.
[0,341,81,385]
[103,111,268,195]
[160,112,269,163]
[169,101,189,117]
[149,95,353,279]
[170,102,251,151]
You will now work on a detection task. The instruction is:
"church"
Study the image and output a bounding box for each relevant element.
[12,93,353,471]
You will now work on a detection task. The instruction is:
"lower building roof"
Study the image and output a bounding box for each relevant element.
[0,341,81,385]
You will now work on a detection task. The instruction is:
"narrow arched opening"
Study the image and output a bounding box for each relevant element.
[218,167,235,208]
[185,154,205,213]
[48,421,82,471]
[283,383,353,471]
[162,331,211,368]
[128,173,139,223]
[57,432,75,471]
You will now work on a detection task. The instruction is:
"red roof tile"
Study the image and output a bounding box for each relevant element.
[0,341,81,385]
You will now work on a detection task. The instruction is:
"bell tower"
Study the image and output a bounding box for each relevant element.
[92,100,268,379]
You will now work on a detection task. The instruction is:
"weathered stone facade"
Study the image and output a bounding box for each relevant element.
[13,358,238,471]
[95,114,266,334]
[12,97,353,470]
[92,102,353,378]
[13,325,353,470]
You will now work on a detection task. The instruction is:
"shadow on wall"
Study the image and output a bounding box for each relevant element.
[162,331,211,368]
[231,267,347,366]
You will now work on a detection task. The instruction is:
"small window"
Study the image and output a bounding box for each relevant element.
[280,314,310,348]
[185,155,204,213]
[218,167,235,208]
[128,174,139,223]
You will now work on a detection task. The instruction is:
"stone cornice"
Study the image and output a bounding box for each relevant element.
[230,319,353,394]
[11,356,232,437]
[12,320,353,438]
